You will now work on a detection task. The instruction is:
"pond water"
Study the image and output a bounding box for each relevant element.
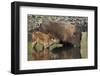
[50,46,81,60]
[32,43,81,60]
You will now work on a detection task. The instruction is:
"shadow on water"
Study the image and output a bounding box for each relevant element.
[50,42,81,60]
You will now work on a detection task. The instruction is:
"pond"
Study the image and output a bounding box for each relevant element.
[31,43,81,60]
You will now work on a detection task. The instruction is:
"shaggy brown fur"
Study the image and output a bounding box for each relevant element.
[39,22,82,46]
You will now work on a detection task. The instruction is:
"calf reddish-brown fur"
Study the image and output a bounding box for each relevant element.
[32,31,57,49]
[31,32,58,60]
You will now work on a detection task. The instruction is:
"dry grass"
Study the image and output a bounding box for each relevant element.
[81,32,88,58]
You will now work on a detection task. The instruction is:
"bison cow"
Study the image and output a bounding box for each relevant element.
[39,21,82,47]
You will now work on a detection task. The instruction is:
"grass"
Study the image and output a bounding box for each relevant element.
[28,32,88,60]
[28,41,33,60]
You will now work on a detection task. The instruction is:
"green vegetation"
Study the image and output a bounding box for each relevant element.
[49,43,63,51]
[34,43,44,52]
[28,42,33,60]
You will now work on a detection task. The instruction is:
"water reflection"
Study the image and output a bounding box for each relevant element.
[32,44,81,60]
[50,46,81,60]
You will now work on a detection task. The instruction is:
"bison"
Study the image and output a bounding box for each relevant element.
[39,21,82,47]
